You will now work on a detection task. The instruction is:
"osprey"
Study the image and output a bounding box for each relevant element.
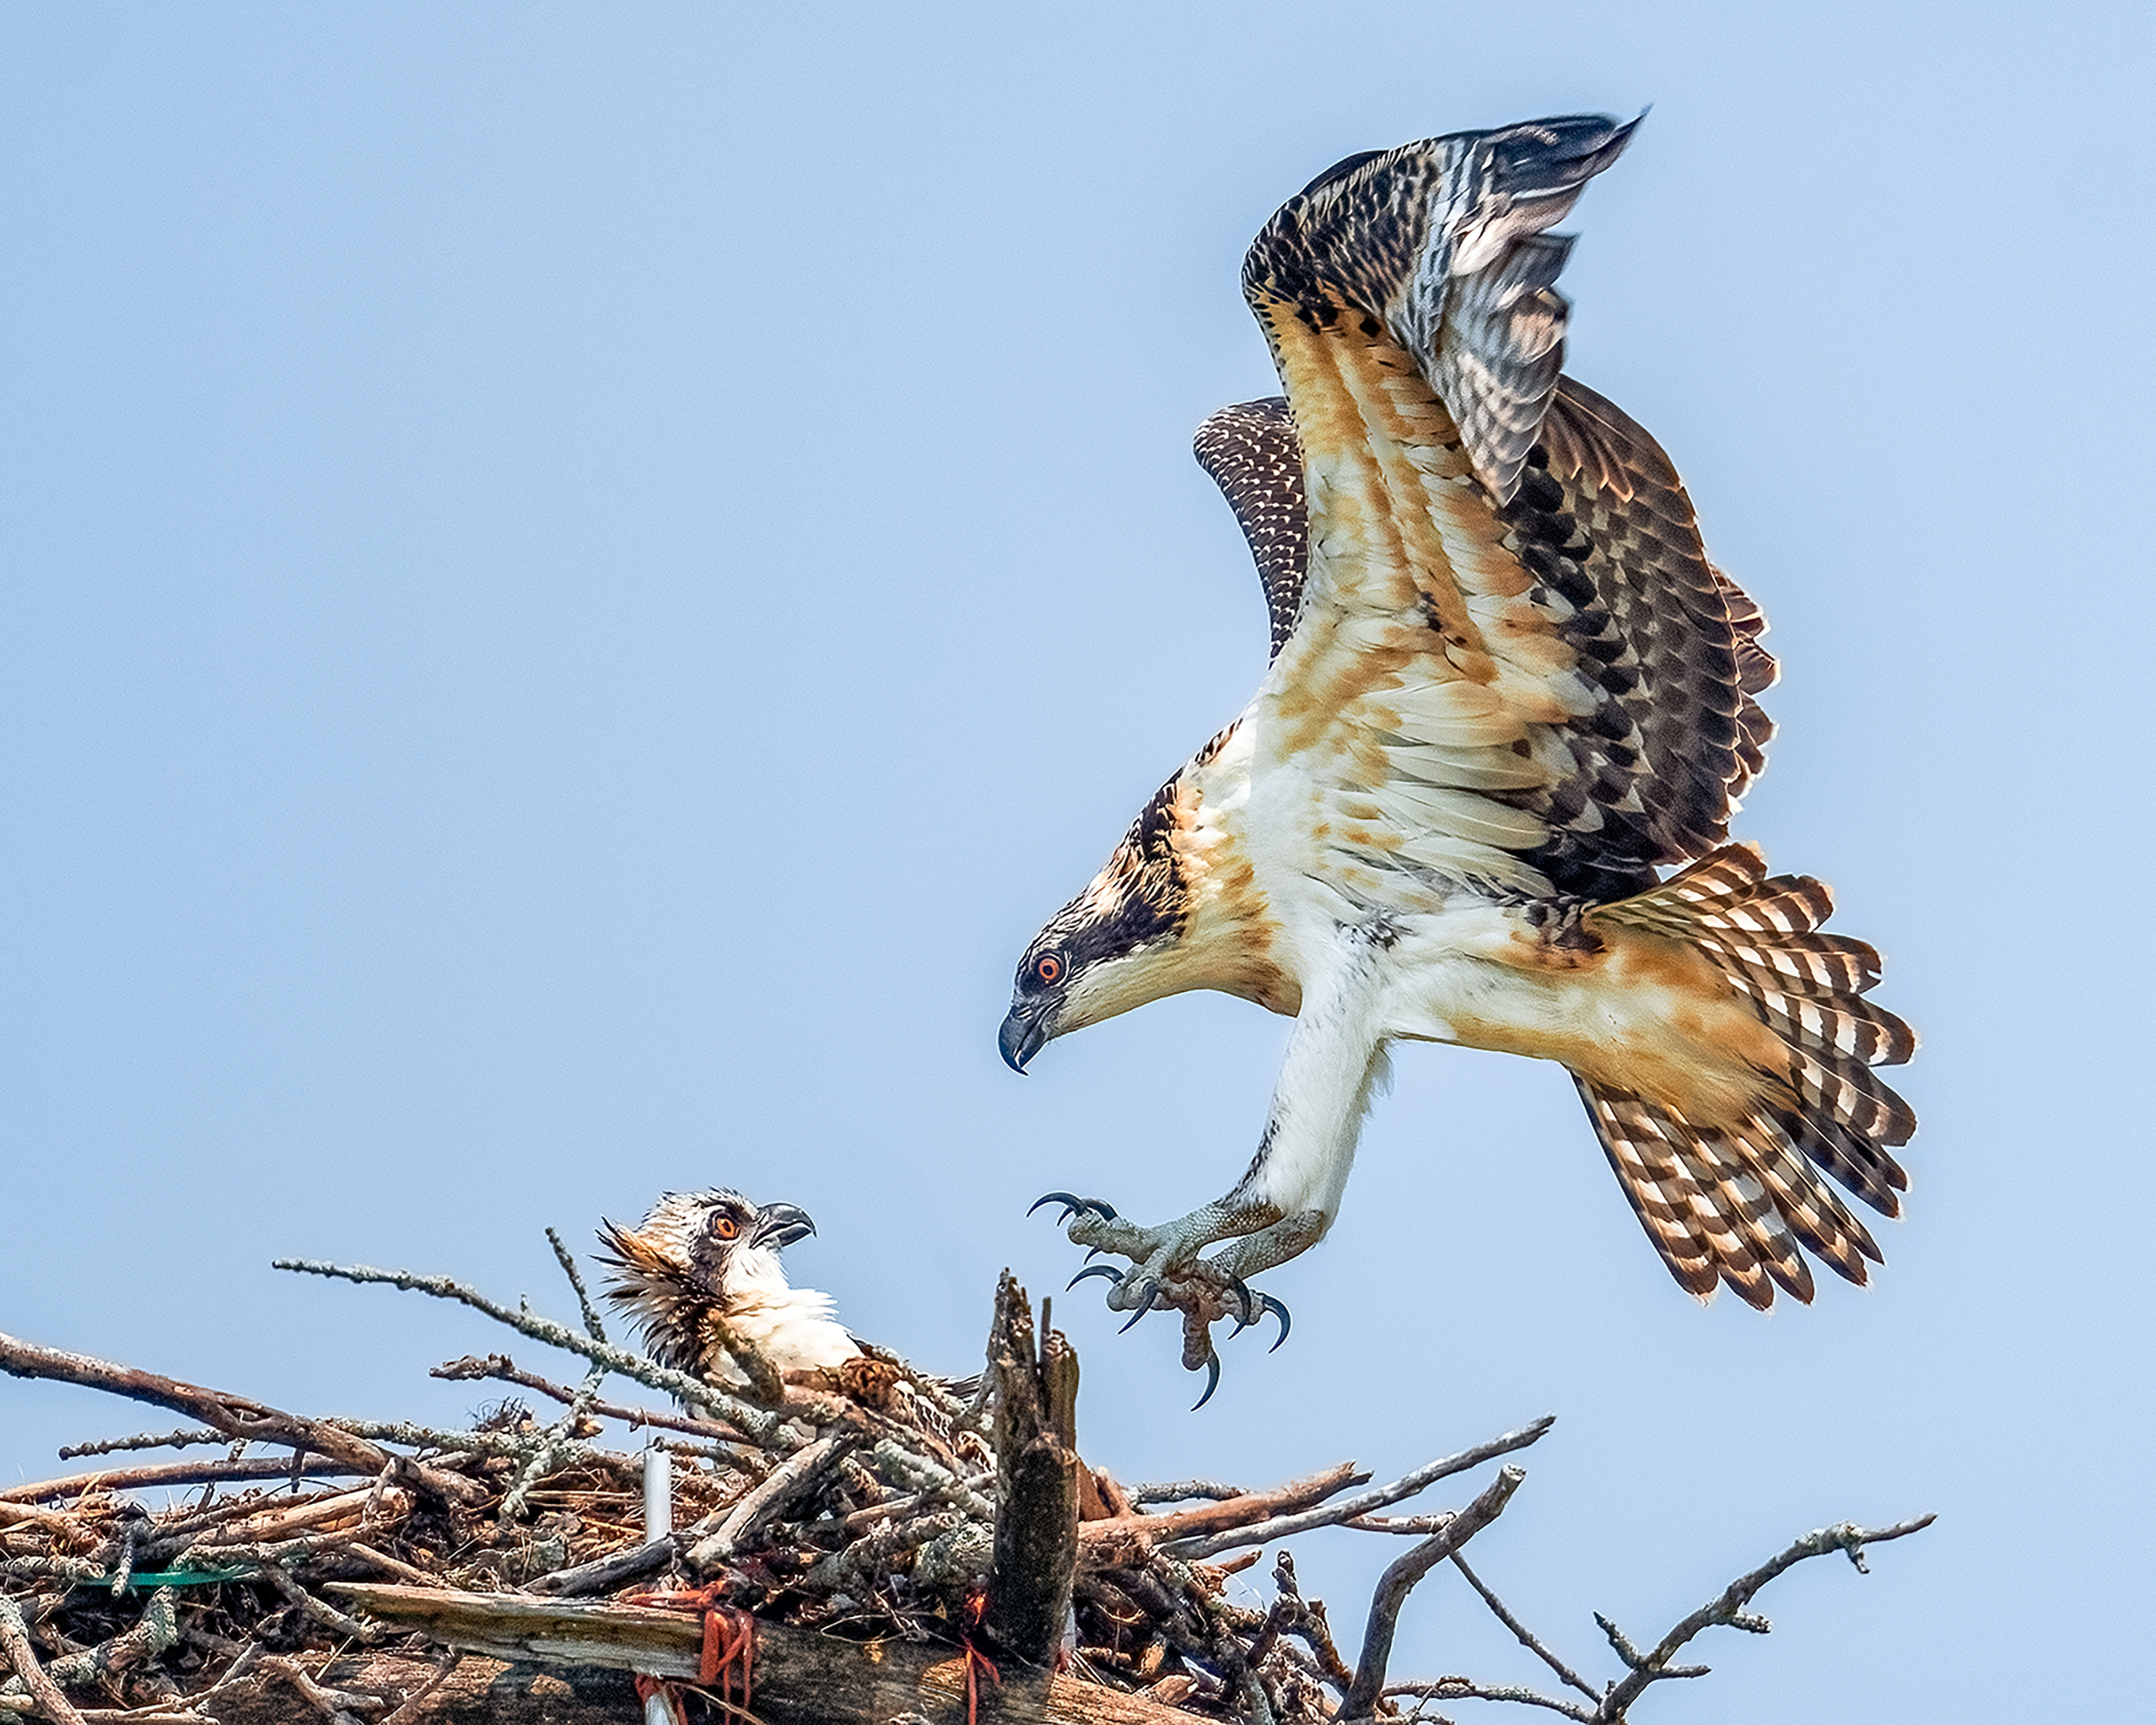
[596,1189,977,1426]
[597,1189,858,1387]
[1001,115,1916,1400]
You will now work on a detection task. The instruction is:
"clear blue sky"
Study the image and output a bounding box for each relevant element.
[4,5,2150,1719]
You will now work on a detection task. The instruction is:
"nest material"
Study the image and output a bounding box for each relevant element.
[0,1250,1930,1725]
[0,1260,1513,1725]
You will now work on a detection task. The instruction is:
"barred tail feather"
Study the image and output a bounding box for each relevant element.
[1582,843,1915,1305]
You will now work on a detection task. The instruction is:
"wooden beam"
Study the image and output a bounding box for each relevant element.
[321,1587,1199,1725]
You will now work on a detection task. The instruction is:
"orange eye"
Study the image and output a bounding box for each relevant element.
[1034,953,1063,986]
[710,1215,739,1241]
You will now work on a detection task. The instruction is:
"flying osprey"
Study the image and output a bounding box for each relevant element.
[596,1189,976,1428]
[1000,115,1915,1400]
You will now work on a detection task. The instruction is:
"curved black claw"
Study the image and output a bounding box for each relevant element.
[1224,1274,1258,1336]
[1067,1263,1124,1292]
[1027,1191,1118,1226]
[1116,1274,1160,1332]
[1191,1350,1223,1411]
[1255,1292,1292,1352]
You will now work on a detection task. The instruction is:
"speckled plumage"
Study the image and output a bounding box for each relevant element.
[1003,115,1915,1325]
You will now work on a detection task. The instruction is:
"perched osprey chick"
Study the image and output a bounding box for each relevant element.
[596,1189,969,1422]
[597,1189,861,1387]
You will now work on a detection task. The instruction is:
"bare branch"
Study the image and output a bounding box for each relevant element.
[1081,1461,1368,1552]
[0,1329,481,1506]
[54,1429,225,1462]
[1385,1677,1593,1722]
[1162,1418,1553,1561]
[272,1259,787,1443]
[429,1356,753,1453]
[685,1433,856,1571]
[0,1595,86,1725]
[1450,1553,1599,1702]
[2,1457,359,1503]
[1130,1480,1250,1505]
[1340,1464,1526,1718]
[543,1231,608,1346]
[1593,1514,1935,1721]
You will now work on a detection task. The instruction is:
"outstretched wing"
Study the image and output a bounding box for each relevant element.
[1195,398,1308,660]
[1240,115,1775,903]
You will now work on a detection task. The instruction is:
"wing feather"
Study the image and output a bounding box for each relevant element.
[1223,115,1777,902]
[1193,398,1307,660]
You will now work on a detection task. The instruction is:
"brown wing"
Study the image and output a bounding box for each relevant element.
[1510,378,1778,889]
[1194,397,1307,660]
[1238,116,1774,903]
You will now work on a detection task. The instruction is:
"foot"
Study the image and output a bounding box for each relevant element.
[1029,1191,1300,1407]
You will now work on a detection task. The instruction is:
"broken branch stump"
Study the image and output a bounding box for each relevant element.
[985,1272,1081,1667]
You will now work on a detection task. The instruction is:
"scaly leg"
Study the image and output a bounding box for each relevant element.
[1035,924,1397,1400]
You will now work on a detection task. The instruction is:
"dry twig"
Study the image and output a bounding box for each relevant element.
[1340,1464,1525,1718]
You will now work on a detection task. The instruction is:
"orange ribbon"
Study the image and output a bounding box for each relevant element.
[624,1584,753,1714]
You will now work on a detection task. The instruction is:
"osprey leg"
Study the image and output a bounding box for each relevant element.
[1045,926,1395,1372]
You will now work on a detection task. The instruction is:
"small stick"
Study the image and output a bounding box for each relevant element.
[1341,1465,1527,1719]
[252,1654,389,1719]
[1592,1514,1935,1721]
[1163,1418,1553,1560]
[263,1568,378,1644]
[1129,1479,1250,1505]
[0,1331,480,1505]
[0,1504,88,1540]
[545,1230,608,1346]
[55,1430,224,1462]
[272,1261,786,1444]
[2,1457,358,1505]
[686,1433,855,1569]
[1450,1552,1599,1702]
[377,1651,463,1725]
[1385,1676,1592,1722]
[343,1544,441,1587]
[0,1596,86,1725]
[430,1356,754,1449]
[1081,1461,1368,1548]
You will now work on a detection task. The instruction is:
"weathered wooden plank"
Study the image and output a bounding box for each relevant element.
[324,1586,1196,1724]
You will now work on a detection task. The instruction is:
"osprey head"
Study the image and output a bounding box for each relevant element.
[598,1187,817,1319]
[1001,779,1191,1072]
[679,1190,817,1298]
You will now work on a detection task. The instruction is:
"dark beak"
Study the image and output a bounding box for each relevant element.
[750,1202,816,1250]
[998,1003,1050,1074]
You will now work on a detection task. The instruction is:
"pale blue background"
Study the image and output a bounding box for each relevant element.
[5,5,2151,1719]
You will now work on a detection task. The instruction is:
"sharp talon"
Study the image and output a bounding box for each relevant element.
[1028,1192,1118,1226]
[1085,1246,1108,1263]
[1116,1276,1158,1333]
[1225,1274,1256,1334]
[1257,1293,1292,1352]
[1191,1352,1222,1411]
[1067,1264,1124,1291]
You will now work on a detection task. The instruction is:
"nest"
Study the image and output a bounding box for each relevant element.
[1,1243,1930,1725]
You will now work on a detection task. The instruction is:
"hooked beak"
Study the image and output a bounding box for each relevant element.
[998,1003,1051,1074]
[750,1201,816,1250]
